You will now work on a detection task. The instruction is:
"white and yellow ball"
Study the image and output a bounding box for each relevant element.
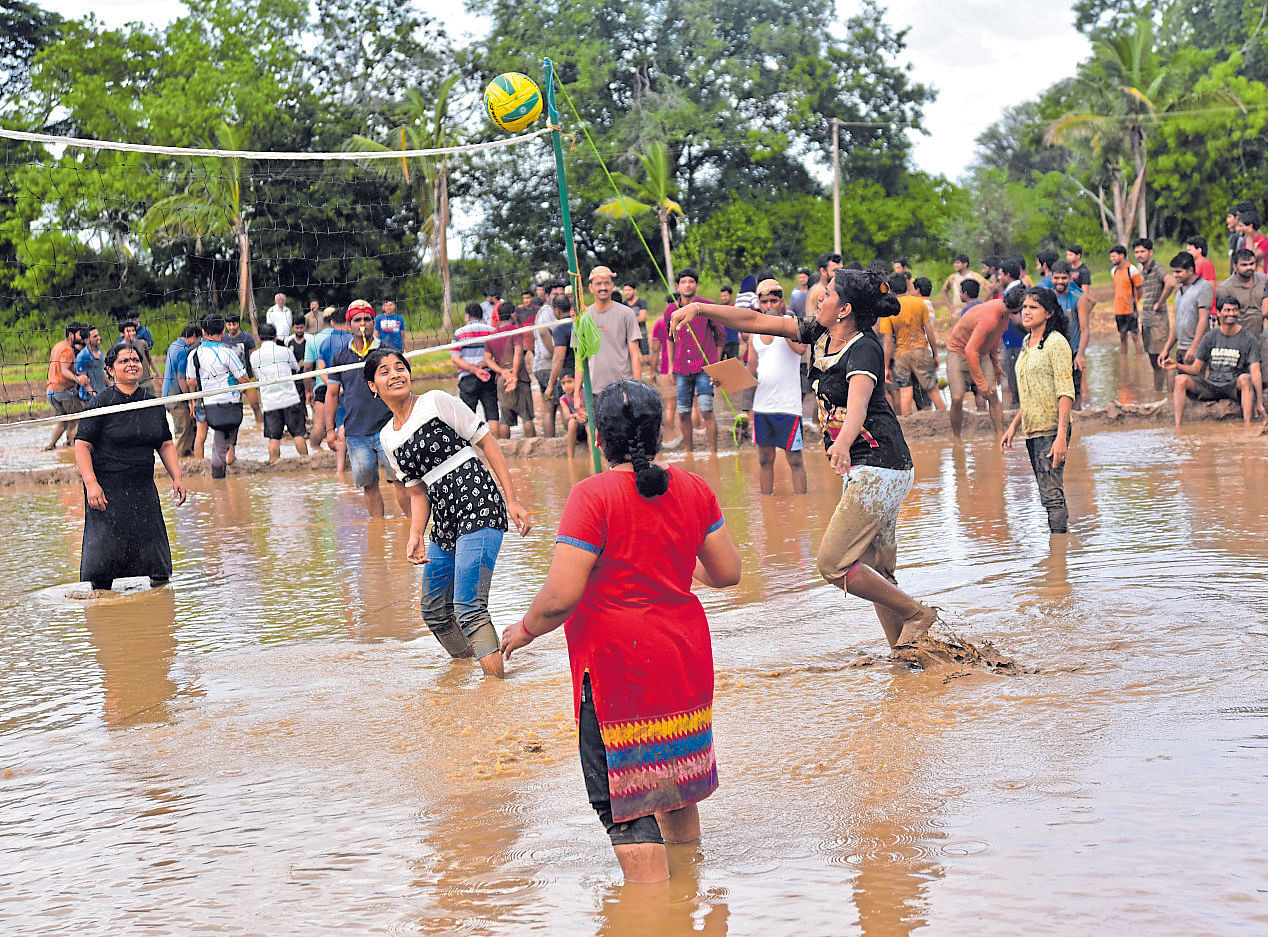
[483,72,543,133]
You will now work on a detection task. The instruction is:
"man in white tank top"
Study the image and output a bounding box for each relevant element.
[746,279,809,495]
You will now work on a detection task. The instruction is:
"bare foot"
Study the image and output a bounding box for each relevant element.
[895,604,937,647]
[478,650,505,678]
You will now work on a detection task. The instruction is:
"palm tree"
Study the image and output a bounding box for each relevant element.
[596,141,683,286]
[1046,17,1242,243]
[345,76,459,332]
[138,122,255,324]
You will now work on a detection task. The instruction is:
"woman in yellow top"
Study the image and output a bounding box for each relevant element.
[1001,287,1075,534]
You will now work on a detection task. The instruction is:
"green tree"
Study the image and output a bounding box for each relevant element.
[595,142,684,286]
[345,77,460,330]
[138,123,258,323]
[679,195,772,282]
[464,0,932,275]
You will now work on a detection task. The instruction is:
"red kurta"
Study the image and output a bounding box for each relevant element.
[557,465,724,821]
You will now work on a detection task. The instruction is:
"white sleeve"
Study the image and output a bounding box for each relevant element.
[227,348,247,379]
[185,349,198,381]
[286,348,299,372]
[431,390,488,444]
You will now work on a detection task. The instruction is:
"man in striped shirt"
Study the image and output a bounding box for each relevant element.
[451,301,503,437]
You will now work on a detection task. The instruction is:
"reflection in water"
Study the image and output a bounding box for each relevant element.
[81,585,178,725]
[596,847,730,937]
[3,421,1268,935]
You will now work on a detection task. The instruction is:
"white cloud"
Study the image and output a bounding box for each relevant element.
[838,0,1087,179]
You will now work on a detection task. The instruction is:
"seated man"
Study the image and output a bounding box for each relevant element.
[1167,294,1266,427]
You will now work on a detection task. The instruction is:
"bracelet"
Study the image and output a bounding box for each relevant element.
[518,617,539,639]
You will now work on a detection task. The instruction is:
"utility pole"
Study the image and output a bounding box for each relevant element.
[831,117,841,255]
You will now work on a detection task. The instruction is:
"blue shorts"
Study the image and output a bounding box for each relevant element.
[753,412,803,451]
[675,371,714,413]
[346,434,398,488]
[194,404,206,424]
[335,404,346,429]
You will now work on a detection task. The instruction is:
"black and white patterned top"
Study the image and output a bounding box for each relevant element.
[379,391,508,551]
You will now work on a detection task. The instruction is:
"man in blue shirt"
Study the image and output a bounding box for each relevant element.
[374,299,406,352]
[998,258,1025,408]
[74,326,106,402]
[326,302,407,518]
[163,324,201,456]
[1049,261,1093,409]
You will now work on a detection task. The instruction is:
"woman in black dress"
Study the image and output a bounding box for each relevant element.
[74,342,187,591]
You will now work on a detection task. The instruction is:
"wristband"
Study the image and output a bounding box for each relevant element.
[518,617,539,640]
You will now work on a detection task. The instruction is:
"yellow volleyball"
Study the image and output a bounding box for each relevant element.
[483,72,543,133]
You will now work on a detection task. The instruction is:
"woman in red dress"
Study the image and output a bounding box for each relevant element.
[501,380,741,883]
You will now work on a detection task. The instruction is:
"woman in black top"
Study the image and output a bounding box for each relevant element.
[74,342,187,591]
[672,265,937,648]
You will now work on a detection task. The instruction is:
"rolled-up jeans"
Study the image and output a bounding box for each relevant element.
[421,527,504,659]
[1025,433,1068,533]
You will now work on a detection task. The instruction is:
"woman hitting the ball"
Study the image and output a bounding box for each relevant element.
[671,264,937,649]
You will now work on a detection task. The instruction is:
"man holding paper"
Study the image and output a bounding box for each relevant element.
[666,268,726,454]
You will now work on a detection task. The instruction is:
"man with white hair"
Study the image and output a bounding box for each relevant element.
[265,292,291,343]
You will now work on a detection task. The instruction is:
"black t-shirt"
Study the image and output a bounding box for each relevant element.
[332,344,392,437]
[629,297,650,339]
[75,386,172,474]
[222,330,258,376]
[1195,326,1260,386]
[552,320,576,373]
[796,321,913,470]
[1072,263,1092,289]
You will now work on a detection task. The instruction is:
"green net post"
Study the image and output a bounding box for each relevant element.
[544,57,603,473]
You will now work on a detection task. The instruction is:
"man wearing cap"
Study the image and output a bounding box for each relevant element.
[326,300,409,518]
[574,265,641,395]
[747,279,808,494]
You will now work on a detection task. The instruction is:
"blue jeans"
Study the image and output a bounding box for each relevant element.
[421,527,504,659]
[345,433,397,488]
[675,371,714,413]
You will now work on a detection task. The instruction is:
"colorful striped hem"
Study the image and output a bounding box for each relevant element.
[611,760,719,823]
[599,705,713,748]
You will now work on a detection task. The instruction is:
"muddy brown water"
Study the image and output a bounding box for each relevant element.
[3,345,1268,935]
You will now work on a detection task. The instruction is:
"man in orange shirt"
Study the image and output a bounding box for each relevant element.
[1110,244,1145,356]
[878,273,942,414]
[944,289,1022,437]
[45,321,90,449]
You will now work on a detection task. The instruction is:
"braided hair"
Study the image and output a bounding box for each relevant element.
[594,380,669,497]
[830,261,902,331]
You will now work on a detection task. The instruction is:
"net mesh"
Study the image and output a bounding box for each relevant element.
[0,131,554,422]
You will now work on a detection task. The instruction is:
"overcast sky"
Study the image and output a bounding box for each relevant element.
[42,0,1088,180]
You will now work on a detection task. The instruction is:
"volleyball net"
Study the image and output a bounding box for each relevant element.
[0,126,561,423]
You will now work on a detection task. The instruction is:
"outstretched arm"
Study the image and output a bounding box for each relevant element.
[671,302,801,341]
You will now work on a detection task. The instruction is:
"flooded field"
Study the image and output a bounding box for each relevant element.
[2,388,1266,934]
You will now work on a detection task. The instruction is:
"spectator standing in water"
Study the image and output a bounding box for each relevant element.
[327,302,409,518]
[501,380,740,882]
[747,278,808,494]
[1001,288,1075,534]
[251,323,310,462]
